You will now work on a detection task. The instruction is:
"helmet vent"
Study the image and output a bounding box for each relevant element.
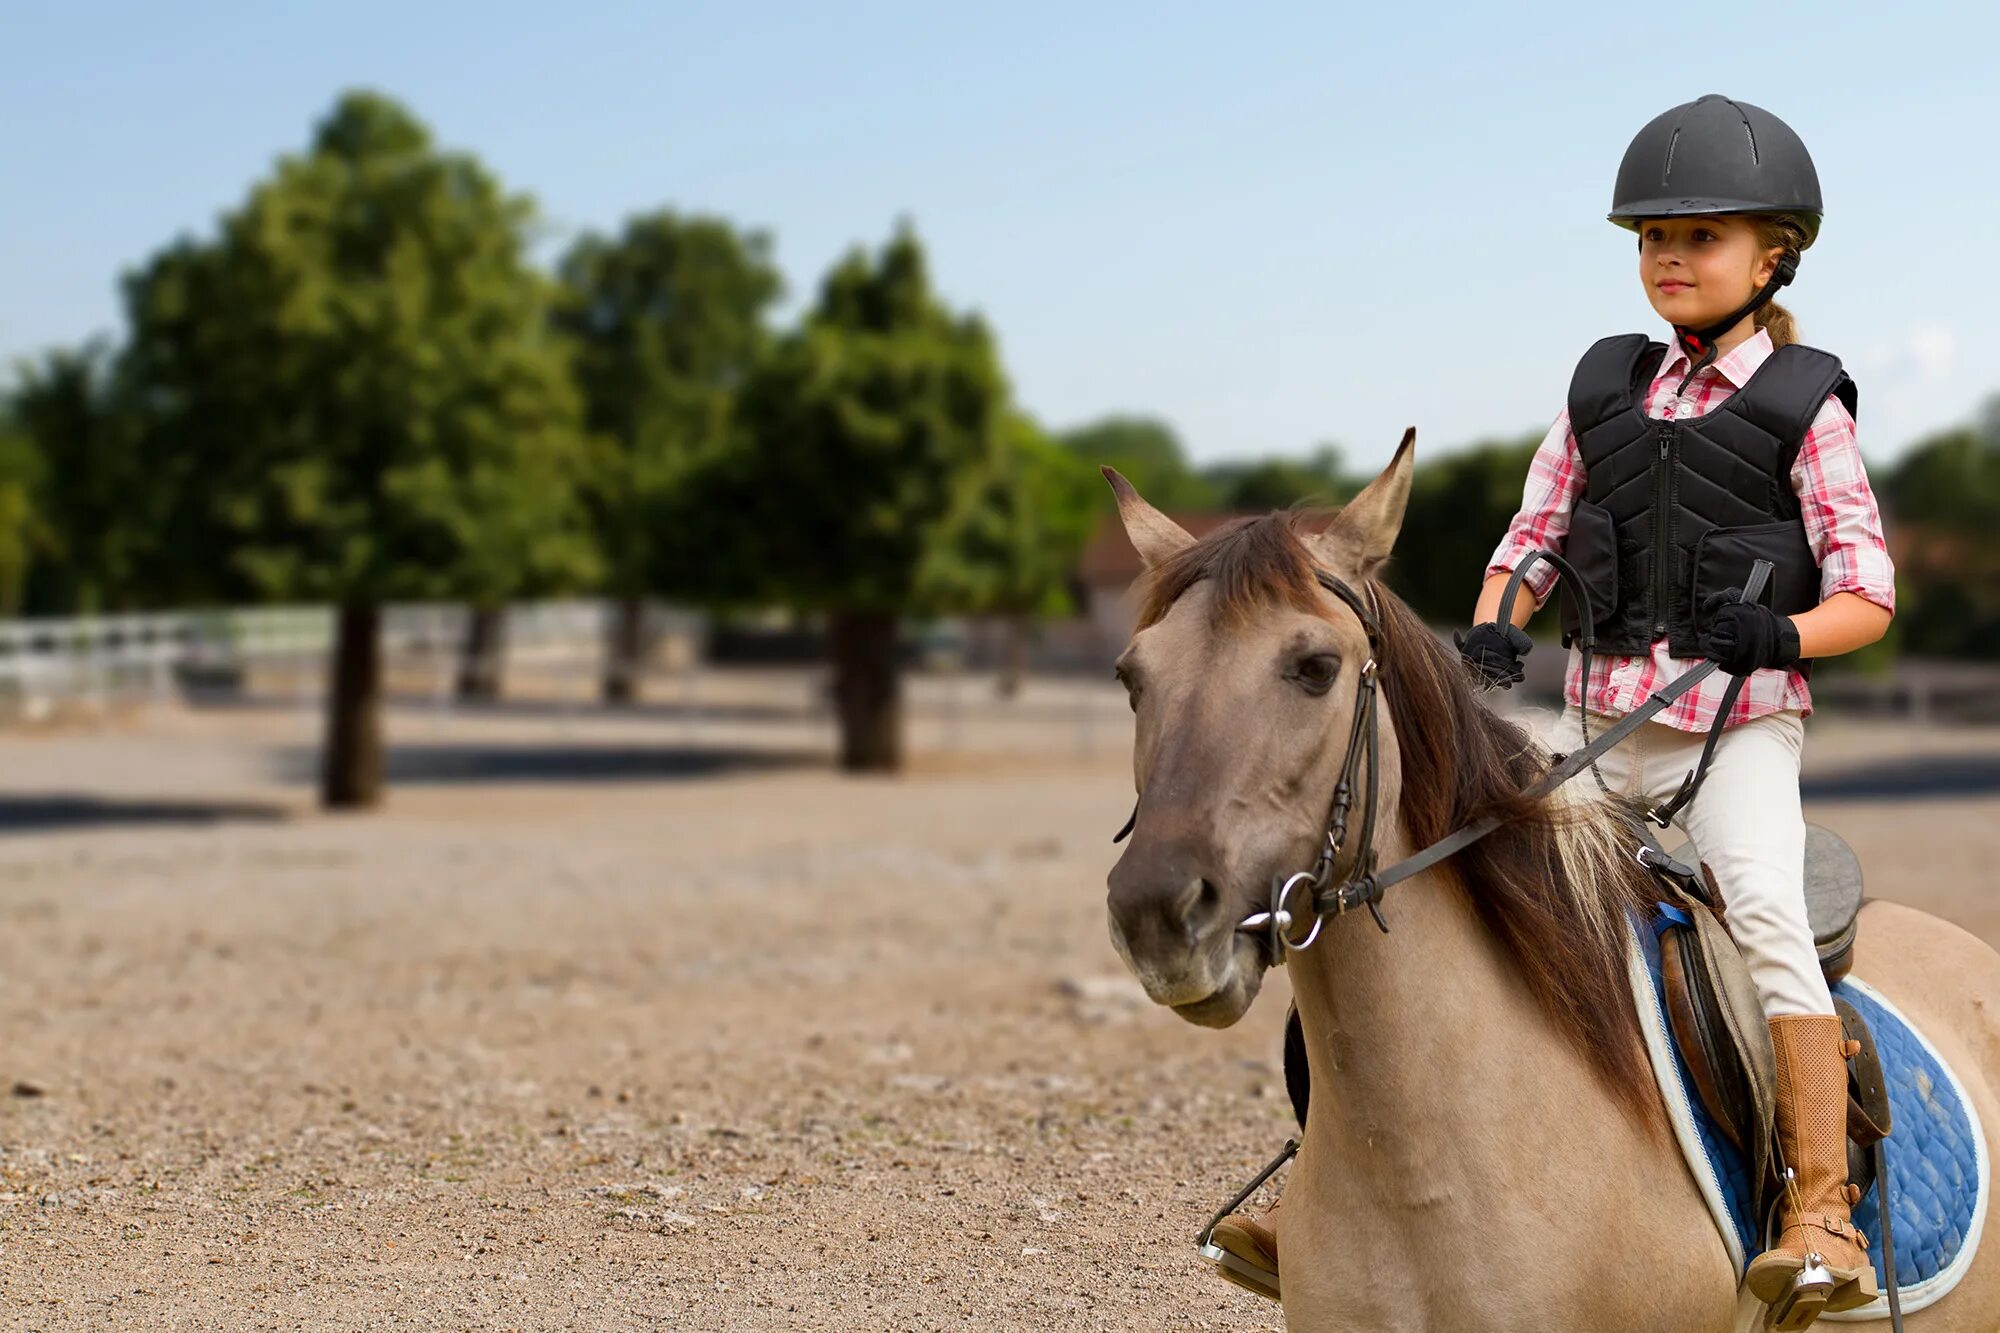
[1724,96,1761,164]
[1663,127,1681,182]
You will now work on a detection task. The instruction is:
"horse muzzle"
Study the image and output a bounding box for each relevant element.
[1106,836,1267,1025]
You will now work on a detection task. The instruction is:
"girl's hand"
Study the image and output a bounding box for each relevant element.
[1455,622,1533,689]
[1699,591,1802,675]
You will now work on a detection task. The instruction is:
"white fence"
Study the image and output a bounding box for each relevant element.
[0,601,705,720]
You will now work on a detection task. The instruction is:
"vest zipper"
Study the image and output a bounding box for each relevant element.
[1652,425,1673,638]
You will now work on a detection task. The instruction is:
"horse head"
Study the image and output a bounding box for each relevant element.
[1102,431,1416,1027]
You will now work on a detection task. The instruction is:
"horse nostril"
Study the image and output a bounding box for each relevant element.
[1106,840,1230,949]
[1189,877,1223,930]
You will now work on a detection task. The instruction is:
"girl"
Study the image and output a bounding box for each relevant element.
[1208,97,1897,1330]
[1463,94,1897,1326]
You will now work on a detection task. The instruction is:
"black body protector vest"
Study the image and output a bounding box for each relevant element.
[1558,334,1857,660]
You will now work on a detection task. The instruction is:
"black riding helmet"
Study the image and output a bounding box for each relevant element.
[1609,95,1823,374]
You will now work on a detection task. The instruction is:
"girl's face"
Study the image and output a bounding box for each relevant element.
[1637,215,1784,330]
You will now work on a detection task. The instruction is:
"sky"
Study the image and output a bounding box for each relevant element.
[4,1,1995,475]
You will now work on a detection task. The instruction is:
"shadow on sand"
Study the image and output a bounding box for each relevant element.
[193,693,825,726]
[0,796,289,836]
[1804,753,2000,803]
[272,742,826,787]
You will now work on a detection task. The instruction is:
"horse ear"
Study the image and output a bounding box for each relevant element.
[1314,428,1416,578]
[1101,466,1195,568]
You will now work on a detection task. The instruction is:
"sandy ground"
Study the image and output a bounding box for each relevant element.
[1,674,1997,1331]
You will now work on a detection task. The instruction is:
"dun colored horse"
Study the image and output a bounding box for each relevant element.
[1103,437,2000,1331]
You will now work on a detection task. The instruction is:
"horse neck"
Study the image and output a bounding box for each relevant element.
[1285,848,1646,1189]
[1276,848,1731,1329]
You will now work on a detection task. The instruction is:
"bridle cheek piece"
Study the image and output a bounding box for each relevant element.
[1109,569,1391,953]
[1236,571,1391,952]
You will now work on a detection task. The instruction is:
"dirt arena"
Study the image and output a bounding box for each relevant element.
[3,673,1998,1331]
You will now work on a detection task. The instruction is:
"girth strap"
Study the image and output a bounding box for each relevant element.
[1876,1137,1907,1330]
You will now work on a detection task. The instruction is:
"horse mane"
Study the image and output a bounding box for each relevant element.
[1136,511,1663,1129]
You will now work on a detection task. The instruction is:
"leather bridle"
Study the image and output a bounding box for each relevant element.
[1108,568,1389,942]
[1246,554,1772,954]
[1114,550,1774,958]
[1243,570,1390,947]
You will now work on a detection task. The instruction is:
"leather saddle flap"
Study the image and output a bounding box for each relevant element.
[1657,898,1893,1208]
[1658,899,1776,1217]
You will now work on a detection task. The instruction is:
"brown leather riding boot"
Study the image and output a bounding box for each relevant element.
[1206,1194,1281,1300]
[1744,1014,1878,1329]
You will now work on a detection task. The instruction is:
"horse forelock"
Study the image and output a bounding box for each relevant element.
[1130,511,1663,1131]
[1133,511,1337,633]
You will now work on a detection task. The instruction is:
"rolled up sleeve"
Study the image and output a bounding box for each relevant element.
[1791,398,1896,614]
[1485,411,1584,605]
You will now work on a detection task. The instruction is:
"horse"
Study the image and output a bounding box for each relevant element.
[1100,434,2000,1331]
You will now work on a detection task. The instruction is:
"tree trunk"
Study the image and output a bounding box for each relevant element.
[601,596,646,705]
[829,610,902,772]
[456,604,506,702]
[322,603,384,809]
[997,612,1029,699]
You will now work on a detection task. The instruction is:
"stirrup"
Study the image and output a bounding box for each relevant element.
[1200,1231,1280,1301]
[1195,1139,1295,1302]
[1761,1252,1833,1331]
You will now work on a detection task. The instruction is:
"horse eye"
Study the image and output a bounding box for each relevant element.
[1113,663,1142,710]
[1293,654,1340,696]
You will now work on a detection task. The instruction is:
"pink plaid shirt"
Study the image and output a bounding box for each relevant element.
[1487,328,1896,731]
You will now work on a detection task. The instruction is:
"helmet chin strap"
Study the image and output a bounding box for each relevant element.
[1671,252,1799,394]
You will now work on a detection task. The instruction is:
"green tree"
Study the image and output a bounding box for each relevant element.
[5,343,136,615]
[1880,411,2000,659]
[118,90,595,806]
[554,211,782,701]
[1389,431,1546,624]
[691,225,1008,770]
[0,406,45,616]
[1201,444,1352,511]
[918,411,1100,695]
[1059,416,1216,512]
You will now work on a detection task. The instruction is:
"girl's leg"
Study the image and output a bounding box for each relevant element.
[1671,710,1872,1321]
[1671,710,1831,1017]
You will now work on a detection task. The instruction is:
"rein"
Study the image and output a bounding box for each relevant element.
[1224,552,1772,953]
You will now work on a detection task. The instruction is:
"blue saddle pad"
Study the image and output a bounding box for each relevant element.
[1639,908,1987,1302]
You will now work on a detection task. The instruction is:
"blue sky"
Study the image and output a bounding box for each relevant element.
[4,2,1994,473]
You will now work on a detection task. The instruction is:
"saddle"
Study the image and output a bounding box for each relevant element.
[1644,820,1894,1220]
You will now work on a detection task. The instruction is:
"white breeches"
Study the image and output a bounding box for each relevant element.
[1542,705,1834,1018]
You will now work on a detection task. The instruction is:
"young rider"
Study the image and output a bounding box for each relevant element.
[1213,96,1897,1328]
[1469,93,1897,1325]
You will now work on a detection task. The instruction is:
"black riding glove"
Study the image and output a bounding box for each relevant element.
[1699,590,1801,676]
[1454,621,1533,689]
